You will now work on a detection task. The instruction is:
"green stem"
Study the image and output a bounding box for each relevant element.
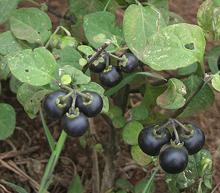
[76,91,91,100]
[171,120,180,144]
[39,107,56,152]
[174,119,192,134]
[134,0,141,6]
[69,90,77,114]
[44,26,71,48]
[155,119,171,132]
[39,130,67,193]
[60,90,74,103]
[104,0,112,11]
[109,53,124,61]
[142,167,159,193]
[82,41,111,73]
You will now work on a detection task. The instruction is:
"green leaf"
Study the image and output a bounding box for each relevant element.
[143,84,166,109]
[123,4,166,62]
[130,103,148,121]
[60,36,78,49]
[0,57,10,80]
[213,0,220,6]
[60,65,90,85]
[212,7,220,40]
[0,0,19,24]
[9,75,22,93]
[197,0,214,34]
[180,75,214,117]
[106,106,126,128]
[134,177,155,193]
[69,0,105,42]
[148,0,169,23]
[79,82,105,95]
[0,103,16,140]
[77,45,95,56]
[211,73,220,91]
[207,45,220,74]
[53,46,82,69]
[102,96,109,113]
[116,178,134,192]
[67,174,84,193]
[177,62,198,76]
[39,108,55,151]
[105,72,165,96]
[83,11,123,51]
[17,83,51,118]
[7,47,57,86]
[157,78,186,109]
[10,8,52,44]
[197,0,220,40]
[131,145,152,166]
[143,23,206,70]
[1,180,28,193]
[0,31,23,56]
[69,0,104,21]
[122,121,143,145]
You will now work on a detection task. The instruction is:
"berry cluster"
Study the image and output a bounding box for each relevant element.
[43,90,103,137]
[138,120,205,174]
[89,52,139,87]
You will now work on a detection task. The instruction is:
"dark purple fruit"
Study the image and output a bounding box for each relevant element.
[43,90,72,119]
[138,126,171,156]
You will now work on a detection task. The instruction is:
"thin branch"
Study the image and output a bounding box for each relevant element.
[172,74,212,118]
[82,41,112,73]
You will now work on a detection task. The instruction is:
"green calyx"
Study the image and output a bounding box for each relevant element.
[66,108,80,119]
[56,97,68,109]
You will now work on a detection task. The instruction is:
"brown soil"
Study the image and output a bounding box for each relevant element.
[1,0,220,193]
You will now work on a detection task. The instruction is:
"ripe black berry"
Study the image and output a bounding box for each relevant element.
[138,126,171,156]
[89,54,108,73]
[43,90,72,119]
[159,144,188,174]
[61,112,89,137]
[76,91,103,117]
[178,124,205,155]
[99,65,122,87]
[121,53,139,73]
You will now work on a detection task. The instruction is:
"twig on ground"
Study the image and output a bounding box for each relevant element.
[0,146,39,160]
[0,159,46,193]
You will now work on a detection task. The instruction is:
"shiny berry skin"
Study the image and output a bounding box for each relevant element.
[43,90,72,119]
[89,54,108,73]
[159,145,188,174]
[61,113,89,137]
[121,53,139,73]
[76,91,103,117]
[138,126,171,156]
[217,56,220,70]
[99,66,122,87]
[178,124,205,155]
